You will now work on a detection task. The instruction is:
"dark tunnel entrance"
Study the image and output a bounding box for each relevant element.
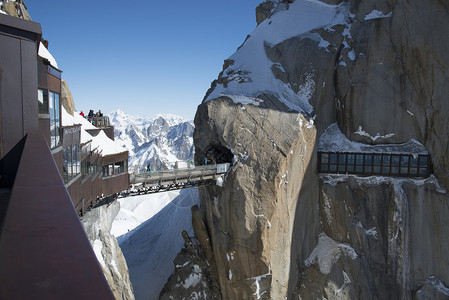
[197,144,233,166]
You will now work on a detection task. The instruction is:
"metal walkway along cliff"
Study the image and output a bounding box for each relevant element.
[128,163,231,194]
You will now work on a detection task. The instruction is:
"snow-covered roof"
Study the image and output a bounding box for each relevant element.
[91,130,127,156]
[61,107,93,144]
[38,42,59,69]
[317,123,428,154]
[205,0,352,115]
[61,107,126,155]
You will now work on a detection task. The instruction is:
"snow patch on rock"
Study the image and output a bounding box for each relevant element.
[304,232,357,274]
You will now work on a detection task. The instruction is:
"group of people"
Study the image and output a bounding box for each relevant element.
[79,109,103,119]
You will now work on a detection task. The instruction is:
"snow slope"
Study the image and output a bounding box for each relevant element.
[113,188,200,300]
[206,0,352,115]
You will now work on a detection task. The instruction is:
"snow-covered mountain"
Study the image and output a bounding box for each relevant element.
[108,110,194,171]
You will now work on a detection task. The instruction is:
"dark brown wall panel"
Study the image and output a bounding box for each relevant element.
[20,40,39,134]
[47,74,60,93]
[0,34,23,156]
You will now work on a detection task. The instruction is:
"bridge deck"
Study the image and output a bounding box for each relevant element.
[128,163,230,194]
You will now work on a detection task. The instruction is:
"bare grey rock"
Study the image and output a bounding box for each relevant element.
[81,201,135,300]
[291,175,449,299]
[159,230,220,300]
[256,1,275,25]
[193,96,318,299]
[2,0,32,20]
[413,276,449,300]
[61,80,75,115]
[167,0,449,299]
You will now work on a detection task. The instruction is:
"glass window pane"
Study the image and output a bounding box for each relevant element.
[338,154,346,164]
[401,156,409,166]
[392,156,400,166]
[373,166,381,173]
[330,154,337,164]
[391,166,399,174]
[419,167,427,176]
[419,156,428,167]
[38,89,49,114]
[320,163,328,172]
[347,154,355,165]
[54,94,61,147]
[373,155,381,165]
[382,165,390,174]
[347,165,354,172]
[365,155,373,165]
[410,156,418,167]
[365,166,372,173]
[338,164,346,172]
[382,155,391,166]
[356,154,364,165]
[49,92,55,148]
[410,167,417,175]
[330,165,337,172]
[356,165,363,172]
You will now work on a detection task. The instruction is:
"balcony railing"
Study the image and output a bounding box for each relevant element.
[87,116,110,128]
[318,152,432,178]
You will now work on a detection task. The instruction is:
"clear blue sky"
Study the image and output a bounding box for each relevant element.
[26,1,262,120]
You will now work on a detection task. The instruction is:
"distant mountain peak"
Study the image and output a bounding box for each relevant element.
[108,110,194,170]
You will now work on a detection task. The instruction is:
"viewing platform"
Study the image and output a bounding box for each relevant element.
[317,124,432,178]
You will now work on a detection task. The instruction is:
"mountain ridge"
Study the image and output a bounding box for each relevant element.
[108,110,194,171]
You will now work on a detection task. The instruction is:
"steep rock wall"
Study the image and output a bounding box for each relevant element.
[194,97,318,298]
[292,175,449,299]
[335,0,449,189]
[61,80,75,115]
[81,201,135,300]
[185,0,449,299]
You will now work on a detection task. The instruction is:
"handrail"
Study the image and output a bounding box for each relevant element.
[130,163,230,186]
[87,116,111,128]
[317,151,432,178]
[0,132,114,299]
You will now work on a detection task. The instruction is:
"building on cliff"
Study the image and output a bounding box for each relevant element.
[0,12,128,298]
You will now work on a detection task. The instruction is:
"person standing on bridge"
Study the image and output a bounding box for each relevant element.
[147,163,151,172]
[204,157,207,165]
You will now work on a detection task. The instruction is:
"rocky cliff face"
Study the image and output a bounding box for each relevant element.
[81,201,135,300]
[163,0,449,299]
[0,0,32,20]
[292,175,449,299]
[61,80,76,115]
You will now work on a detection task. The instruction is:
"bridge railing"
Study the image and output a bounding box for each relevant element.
[131,163,231,185]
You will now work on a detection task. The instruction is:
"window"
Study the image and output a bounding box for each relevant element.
[400,156,410,174]
[373,154,382,174]
[102,160,128,178]
[62,142,80,183]
[317,152,431,178]
[38,89,48,114]
[382,155,391,174]
[355,154,364,173]
[72,143,80,174]
[338,154,346,172]
[47,91,61,148]
[320,153,329,172]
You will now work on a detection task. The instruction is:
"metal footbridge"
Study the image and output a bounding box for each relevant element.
[128,163,230,194]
